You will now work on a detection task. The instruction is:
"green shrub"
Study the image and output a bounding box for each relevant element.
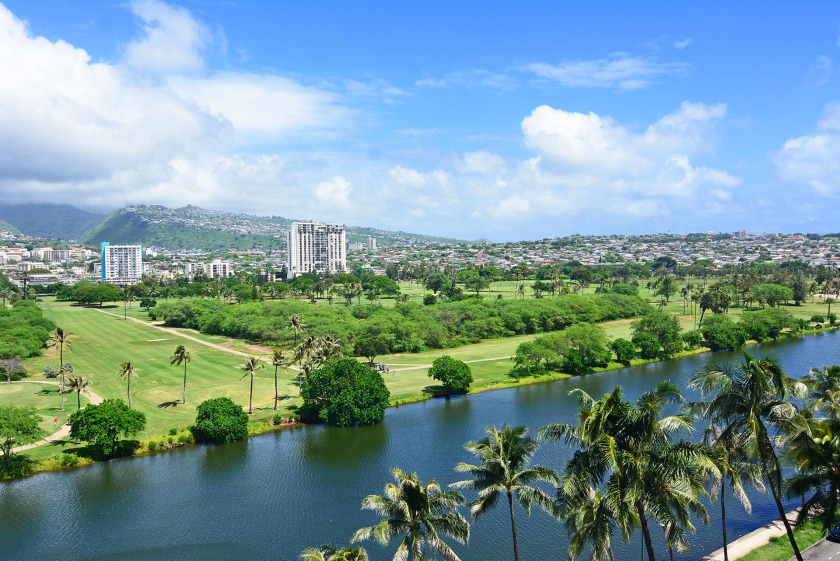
[147,440,158,451]
[59,453,79,467]
[167,436,174,445]
[423,294,437,306]
[611,338,636,362]
[811,315,826,324]
[272,414,284,426]
[191,397,249,444]
[427,355,473,395]
[168,428,178,436]
[829,313,837,325]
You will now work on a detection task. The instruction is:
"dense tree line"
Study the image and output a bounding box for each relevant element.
[0,300,56,369]
[148,293,652,352]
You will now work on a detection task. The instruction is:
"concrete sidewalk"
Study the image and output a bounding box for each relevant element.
[699,507,803,561]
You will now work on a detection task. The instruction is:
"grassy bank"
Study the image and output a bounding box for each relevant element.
[1,295,837,480]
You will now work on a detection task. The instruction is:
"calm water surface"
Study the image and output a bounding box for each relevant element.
[2,331,839,561]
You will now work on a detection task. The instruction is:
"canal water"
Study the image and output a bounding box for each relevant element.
[2,331,839,561]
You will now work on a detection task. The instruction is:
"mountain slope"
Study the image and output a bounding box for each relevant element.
[79,204,466,250]
[0,203,106,240]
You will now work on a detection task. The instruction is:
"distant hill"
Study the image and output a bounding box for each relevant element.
[79,204,466,251]
[0,203,106,240]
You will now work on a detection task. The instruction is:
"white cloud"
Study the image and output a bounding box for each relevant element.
[525,53,688,90]
[123,0,208,73]
[315,177,353,206]
[169,72,349,140]
[673,38,693,50]
[457,152,506,175]
[416,69,517,90]
[771,102,840,197]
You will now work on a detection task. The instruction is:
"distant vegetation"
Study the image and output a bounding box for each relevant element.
[0,300,56,368]
[149,293,654,352]
[0,202,105,240]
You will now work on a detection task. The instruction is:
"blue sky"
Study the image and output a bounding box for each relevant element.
[0,1,839,241]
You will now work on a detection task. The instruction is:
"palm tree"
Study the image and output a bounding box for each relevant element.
[170,344,192,404]
[781,364,840,533]
[60,374,92,410]
[540,384,708,561]
[301,545,369,561]
[47,327,71,408]
[689,351,807,561]
[558,482,629,561]
[452,424,558,561]
[238,356,265,414]
[289,314,306,346]
[352,467,469,561]
[116,362,141,409]
[704,429,765,561]
[271,349,289,411]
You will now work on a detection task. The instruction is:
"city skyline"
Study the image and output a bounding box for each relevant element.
[1,1,840,241]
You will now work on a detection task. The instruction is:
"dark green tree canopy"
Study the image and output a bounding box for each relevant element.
[428,355,473,395]
[0,405,45,465]
[69,399,146,456]
[353,337,390,364]
[301,358,390,427]
[191,397,249,444]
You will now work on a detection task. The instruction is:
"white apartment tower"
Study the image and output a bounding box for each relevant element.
[287,221,346,278]
[185,259,234,279]
[100,242,143,285]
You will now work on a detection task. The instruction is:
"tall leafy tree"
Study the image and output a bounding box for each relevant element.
[541,384,708,561]
[238,356,265,415]
[115,362,140,409]
[352,467,470,561]
[170,344,192,404]
[0,405,45,465]
[689,351,807,561]
[452,424,559,561]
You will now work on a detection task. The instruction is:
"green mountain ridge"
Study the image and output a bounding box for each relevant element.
[0,203,106,240]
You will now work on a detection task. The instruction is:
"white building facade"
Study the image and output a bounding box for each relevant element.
[185,259,234,279]
[100,242,143,285]
[287,221,346,278]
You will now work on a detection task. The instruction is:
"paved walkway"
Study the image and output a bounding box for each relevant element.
[8,380,103,453]
[699,507,803,561]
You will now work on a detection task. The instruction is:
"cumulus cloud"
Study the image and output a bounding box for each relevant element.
[124,0,209,73]
[315,177,353,206]
[771,102,840,197]
[525,53,689,90]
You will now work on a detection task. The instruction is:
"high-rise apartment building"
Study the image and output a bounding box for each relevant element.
[184,259,234,279]
[287,221,346,278]
[100,242,143,285]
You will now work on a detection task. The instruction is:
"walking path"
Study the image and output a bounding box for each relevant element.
[699,506,803,561]
[391,356,514,372]
[9,380,103,453]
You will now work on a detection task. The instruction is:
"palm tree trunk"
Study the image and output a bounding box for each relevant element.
[183,364,187,404]
[77,390,81,410]
[635,500,657,561]
[721,483,729,561]
[761,453,803,561]
[608,545,615,561]
[274,366,279,410]
[508,491,520,561]
[127,376,131,409]
[249,374,254,414]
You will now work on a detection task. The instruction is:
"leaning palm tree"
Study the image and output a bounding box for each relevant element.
[452,424,558,561]
[558,482,631,561]
[60,374,92,410]
[270,348,289,411]
[170,344,192,404]
[689,351,807,561]
[238,356,265,414]
[116,362,140,409]
[352,467,470,561]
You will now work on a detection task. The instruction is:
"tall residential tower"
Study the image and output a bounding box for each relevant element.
[100,242,143,285]
[287,221,346,278]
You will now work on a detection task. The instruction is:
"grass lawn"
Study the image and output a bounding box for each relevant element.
[0,381,92,434]
[739,519,830,561]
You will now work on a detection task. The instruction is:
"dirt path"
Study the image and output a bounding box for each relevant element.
[9,380,104,453]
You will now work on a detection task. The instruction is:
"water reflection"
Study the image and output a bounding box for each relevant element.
[301,421,389,467]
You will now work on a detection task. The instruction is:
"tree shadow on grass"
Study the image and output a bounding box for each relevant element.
[0,455,35,479]
[158,401,181,409]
